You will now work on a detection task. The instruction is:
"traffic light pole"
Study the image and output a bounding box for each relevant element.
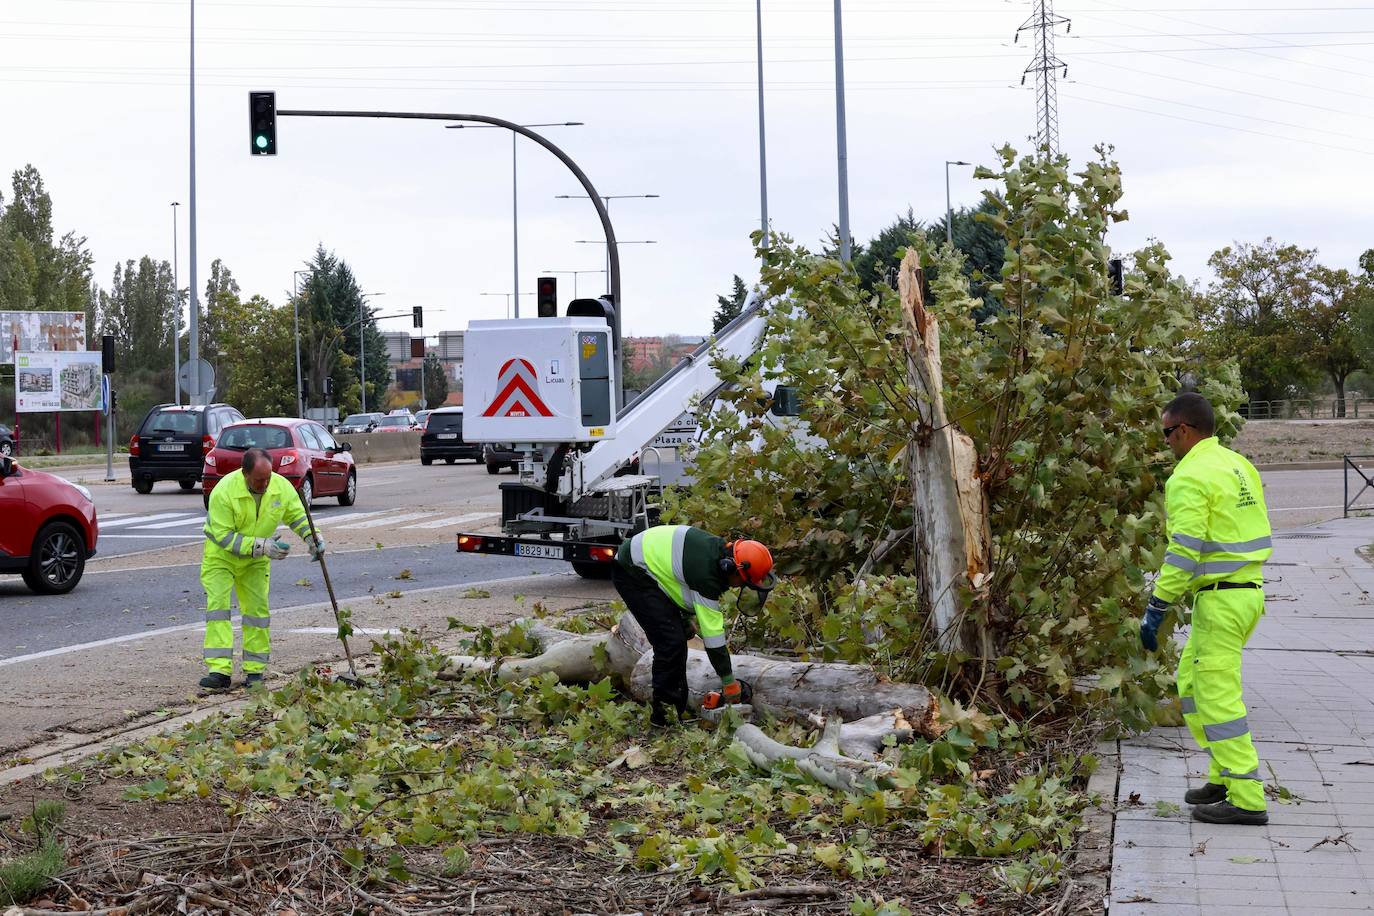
[273,109,623,411]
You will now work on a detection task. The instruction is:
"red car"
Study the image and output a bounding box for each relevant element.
[201,418,357,510]
[0,454,99,594]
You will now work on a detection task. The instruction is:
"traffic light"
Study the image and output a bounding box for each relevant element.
[249,91,277,156]
[412,306,423,328]
[537,276,558,318]
[110,389,118,412]
[101,334,115,374]
[1108,258,1124,297]
[325,377,335,400]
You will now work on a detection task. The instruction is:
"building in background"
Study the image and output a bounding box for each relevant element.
[383,329,464,408]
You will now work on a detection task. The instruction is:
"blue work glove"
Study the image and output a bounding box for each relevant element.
[308,534,326,562]
[1139,595,1169,651]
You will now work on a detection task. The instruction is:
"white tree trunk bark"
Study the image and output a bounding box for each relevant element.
[898,249,991,656]
[442,613,941,739]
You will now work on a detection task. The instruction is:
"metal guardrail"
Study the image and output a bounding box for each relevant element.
[1344,455,1374,518]
[1244,399,1374,420]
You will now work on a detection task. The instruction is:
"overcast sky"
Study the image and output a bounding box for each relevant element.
[3,0,1371,341]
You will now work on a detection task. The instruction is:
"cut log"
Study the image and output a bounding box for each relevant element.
[898,249,991,656]
[442,612,940,740]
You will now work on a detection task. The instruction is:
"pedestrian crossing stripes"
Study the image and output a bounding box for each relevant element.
[95,509,497,533]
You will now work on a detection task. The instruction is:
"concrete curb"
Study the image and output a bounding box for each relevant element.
[1252,461,1346,472]
[1075,738,1120,915]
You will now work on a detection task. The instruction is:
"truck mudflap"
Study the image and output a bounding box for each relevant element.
[456,532,619,566]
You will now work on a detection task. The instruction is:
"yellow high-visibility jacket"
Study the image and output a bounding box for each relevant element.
[202,469,312,560]
[1152,437,1271,604]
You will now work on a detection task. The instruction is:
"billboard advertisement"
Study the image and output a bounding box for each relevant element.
[1,311,87,363]
[16,351,104,413]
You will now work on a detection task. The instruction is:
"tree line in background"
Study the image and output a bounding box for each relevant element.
[720,202,1374,417]
[0,164,397,452]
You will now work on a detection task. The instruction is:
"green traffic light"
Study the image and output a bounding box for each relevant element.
[255,134,268,150]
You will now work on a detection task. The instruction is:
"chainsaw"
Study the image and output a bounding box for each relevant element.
[701,678,753,711]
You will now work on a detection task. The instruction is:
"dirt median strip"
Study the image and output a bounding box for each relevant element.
[0,572,614,776]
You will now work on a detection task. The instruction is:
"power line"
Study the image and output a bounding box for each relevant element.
[1071,80,1374,144]
[1064,91,1374,158]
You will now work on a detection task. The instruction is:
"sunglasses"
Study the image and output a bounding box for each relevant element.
[1162,422,1189,439]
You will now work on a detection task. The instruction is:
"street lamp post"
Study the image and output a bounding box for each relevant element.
[478,298,530,322]
[557,194,659,279]
[170,202,181,406]
[447,122,583,318]
[756,0,769,248]
[944,160,971,247]
[358,292,386,413]
[291,269,310,417]
[834,0,851,263]
[540,268,607,300]
[186,0,201,404]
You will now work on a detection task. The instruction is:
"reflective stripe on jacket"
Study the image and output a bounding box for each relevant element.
[1152,437,1271,604]
[202,469,312,559]
[619,525,730,647]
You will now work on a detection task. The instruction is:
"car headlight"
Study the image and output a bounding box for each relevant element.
[58,478,93,503]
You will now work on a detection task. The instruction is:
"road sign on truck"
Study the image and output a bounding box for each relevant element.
[464,318,617,445]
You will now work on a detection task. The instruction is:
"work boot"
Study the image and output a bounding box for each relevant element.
[1185,782,1227,805]
[245,673,264,688]
[1192,800,1268,826]
[198,672,232,690]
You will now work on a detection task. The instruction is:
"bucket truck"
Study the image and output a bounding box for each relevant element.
[455,295,767,577]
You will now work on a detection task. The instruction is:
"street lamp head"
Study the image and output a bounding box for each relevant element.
[947,160,971,166]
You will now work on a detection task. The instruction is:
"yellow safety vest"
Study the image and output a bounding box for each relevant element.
[1152,437,1271,604]
[202,469,312,559]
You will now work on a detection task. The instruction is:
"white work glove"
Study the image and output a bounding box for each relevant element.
[307,534,326,562]
[251,537,291,560]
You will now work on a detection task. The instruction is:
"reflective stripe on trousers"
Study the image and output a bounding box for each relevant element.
[1176,585,1265,811]
[201,553,273,675]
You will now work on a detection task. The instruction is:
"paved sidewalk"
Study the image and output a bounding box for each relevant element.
[1110,516,1374,914]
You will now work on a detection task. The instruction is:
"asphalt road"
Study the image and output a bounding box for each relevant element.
[0,543,561,663]
[0,460,1364,664]
[60,456,506,559]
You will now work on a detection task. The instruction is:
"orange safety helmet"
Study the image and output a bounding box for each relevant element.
[728,539,776,590]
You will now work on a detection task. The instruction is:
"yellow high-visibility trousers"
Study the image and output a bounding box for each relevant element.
[201,551,272,675]
[1177,586,1265,811]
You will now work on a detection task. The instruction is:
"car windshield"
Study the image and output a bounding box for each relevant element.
[217,425,293,450]
[377,417,410,428]
[143,409,200,435]
[341,414,373,425]
[427,413,463,432]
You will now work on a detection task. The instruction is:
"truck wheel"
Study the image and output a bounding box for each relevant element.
[572,561,613,580]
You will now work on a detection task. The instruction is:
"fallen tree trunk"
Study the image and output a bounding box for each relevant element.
[442,613,941,741]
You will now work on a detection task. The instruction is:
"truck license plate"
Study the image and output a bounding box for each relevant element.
[159,443,186,452]
[438,433,458,440]
[515,543,564,560]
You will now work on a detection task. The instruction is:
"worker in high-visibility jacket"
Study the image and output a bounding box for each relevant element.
[1140,392,1272,826]
[199,447,324,690]
[613,525,775,725]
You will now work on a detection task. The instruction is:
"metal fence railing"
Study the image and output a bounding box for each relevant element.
[1243,399,1374,421]
[1344,455,1374,518]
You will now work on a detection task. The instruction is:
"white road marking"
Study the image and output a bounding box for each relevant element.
[335,512,433,529]
[0,573,574,669]
[96,512,134,521]
[99,512,193,528]
[311,509,393,527]
[402,512,495,530]
[133,515,209,529]
[99,534,201,539]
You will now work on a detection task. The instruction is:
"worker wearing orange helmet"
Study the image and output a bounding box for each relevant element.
[613,525,775,726]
